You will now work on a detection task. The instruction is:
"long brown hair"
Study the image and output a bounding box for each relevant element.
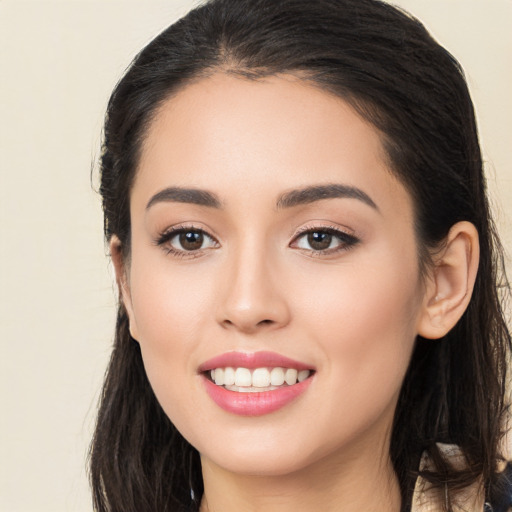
[90,1,511,510]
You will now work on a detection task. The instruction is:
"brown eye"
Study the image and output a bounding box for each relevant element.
[292,227,359,254]
[156,227,218,255]
[307,231,333,250]
[178,231,204,251]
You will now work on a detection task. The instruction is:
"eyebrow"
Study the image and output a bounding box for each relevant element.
[146,187,222,210]
[276,183,378,211]
[145,183,378,211]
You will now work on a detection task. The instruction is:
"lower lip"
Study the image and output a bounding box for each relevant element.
[202,375,313,416]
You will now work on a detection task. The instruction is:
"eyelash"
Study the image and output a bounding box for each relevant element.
[154,224,359,259]
[154,224,219,259]
[290,225,359,256]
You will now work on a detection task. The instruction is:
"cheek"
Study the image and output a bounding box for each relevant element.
[126,251,218,406]
[291,250,422,412]
[129,247,216,341]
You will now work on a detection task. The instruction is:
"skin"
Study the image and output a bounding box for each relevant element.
[112,73,479,512]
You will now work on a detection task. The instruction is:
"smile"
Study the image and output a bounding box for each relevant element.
[199,352,315,415]
[208,367,311,392]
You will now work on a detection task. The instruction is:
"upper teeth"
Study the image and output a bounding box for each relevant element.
[210,367,311,387]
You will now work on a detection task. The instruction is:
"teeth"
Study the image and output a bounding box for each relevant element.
[214,368,224,385]
[208,367,311,388]
[234,367,252,387]
[298,370,310,382]
[223,367,235,386]
[270,367,285,386]
[285,368,298,385]
[252,368,271,387]
[225,384,281,392]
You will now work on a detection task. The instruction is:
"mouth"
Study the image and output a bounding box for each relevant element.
[199,351,315,415]
[205,366,313,393]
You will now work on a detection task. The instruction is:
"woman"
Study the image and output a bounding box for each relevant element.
[90,0,511,510]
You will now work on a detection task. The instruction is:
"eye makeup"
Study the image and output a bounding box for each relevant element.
[290,224,360,257]
[153,224,220,259]
[153,222,360,259]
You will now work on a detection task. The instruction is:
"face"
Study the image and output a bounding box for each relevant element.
[120,73,429,477]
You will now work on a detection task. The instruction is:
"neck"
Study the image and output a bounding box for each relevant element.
[199,429,401,512]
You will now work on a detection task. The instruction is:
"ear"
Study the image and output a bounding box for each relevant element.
[417,221,479,340]
[110,236,140,341]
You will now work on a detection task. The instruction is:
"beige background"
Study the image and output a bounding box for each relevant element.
[0,1,510,511]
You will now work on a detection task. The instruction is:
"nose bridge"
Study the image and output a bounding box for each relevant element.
[217,232,290,332]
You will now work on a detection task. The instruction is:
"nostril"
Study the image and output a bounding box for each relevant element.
[220,320,233,330]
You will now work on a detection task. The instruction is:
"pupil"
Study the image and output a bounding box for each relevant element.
[308,231,332,250]
[180,231,203,250]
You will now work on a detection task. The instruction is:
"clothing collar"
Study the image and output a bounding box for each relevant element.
[411,443,485,512]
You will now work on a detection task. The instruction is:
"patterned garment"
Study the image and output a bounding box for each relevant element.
[412,444,512,512]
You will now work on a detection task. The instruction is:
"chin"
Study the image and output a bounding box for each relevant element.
[192,422,340,478]
[201,446,320,478]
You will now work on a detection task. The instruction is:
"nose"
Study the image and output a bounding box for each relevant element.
[216,245,291,334]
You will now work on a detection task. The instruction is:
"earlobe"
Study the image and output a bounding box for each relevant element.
[417,221,479,340]
[109,236,139,341]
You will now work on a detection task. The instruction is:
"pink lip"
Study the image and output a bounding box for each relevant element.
[199,351,315,416]
[202,375,313,416]
[198,351,313,372]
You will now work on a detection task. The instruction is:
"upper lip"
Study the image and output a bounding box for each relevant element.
[198,351,314,372]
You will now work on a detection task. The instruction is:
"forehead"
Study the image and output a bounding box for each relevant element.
[134,72,412,219]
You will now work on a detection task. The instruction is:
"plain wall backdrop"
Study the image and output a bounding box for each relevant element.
[0,1,510,511]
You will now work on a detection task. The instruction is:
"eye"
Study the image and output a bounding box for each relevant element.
[155,226,218,256]
[291,227,359,255]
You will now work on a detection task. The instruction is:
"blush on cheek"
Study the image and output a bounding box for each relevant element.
[305,265,419,389]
